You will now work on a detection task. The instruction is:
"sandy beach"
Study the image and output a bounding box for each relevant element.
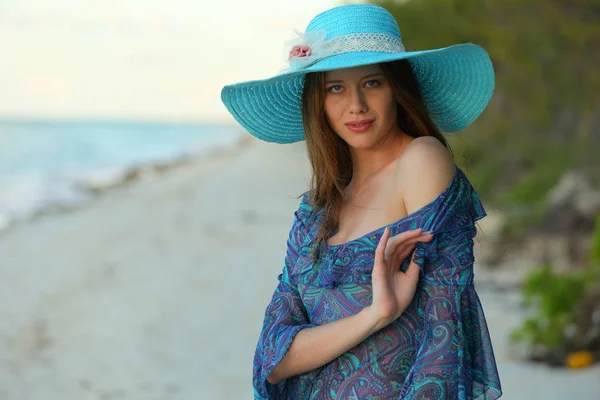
[1,138,599,399]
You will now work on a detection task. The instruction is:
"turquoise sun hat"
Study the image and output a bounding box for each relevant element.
[220,3,495,144]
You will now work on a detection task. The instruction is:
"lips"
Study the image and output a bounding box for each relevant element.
[345,119,374,133]
[345,119,374,126]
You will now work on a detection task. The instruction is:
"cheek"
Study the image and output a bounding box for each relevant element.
[373,95,397,123]
[324,98,343,124]
[385,100,397,120]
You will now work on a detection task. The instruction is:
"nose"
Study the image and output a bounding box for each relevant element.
[348,87,368,114]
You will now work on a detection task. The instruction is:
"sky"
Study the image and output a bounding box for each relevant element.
[0,0,340,123]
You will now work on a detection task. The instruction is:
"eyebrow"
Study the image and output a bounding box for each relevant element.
[325,73,384,85]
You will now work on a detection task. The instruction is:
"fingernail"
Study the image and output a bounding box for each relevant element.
[423,231,433,235]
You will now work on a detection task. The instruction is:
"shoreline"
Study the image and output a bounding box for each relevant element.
[0,133,254,235]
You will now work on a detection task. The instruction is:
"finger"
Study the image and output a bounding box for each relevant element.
[389,234,433,259]
[388,230,433,250]
[389,228,423,244]
[396,233,434,249]
[405,257,421,282]
[388,242,419,272]
[376,227,392,262]
[385,230,433,262]
[396,244,416,262]
[391,241,424,270]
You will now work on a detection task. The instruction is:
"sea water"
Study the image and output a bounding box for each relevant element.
[0,118,243,227]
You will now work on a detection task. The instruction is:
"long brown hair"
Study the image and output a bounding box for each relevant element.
[300,59,453,260]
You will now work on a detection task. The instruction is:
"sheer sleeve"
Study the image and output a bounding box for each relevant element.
[253,194,318,400]
[398,170,503,399]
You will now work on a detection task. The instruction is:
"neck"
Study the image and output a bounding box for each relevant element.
[347,132,411,192]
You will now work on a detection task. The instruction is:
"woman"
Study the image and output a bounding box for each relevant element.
[221,4,502,399]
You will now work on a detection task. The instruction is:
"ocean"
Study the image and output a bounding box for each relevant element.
[0,119,243,228]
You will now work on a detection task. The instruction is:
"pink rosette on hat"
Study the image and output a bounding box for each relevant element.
[281,29,341,73]
[288,45,311,60]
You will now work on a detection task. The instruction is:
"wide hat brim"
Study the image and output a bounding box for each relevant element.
[221,43,495,144]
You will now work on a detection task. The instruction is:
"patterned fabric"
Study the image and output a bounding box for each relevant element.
[253,167,503,399]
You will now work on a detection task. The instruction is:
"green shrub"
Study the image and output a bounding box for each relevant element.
[509,263,595,349]
[510,213,600,353]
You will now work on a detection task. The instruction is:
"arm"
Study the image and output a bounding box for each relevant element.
[267,305,382,384]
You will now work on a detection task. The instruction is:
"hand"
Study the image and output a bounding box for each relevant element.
[369,227,433,330]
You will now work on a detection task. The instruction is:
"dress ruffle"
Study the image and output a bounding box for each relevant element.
[396,282,502,399]
[253,197,319,400]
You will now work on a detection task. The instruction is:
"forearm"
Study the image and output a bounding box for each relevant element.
[267,306,385,384]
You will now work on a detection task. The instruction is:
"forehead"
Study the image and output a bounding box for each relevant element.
[324,64,383,81]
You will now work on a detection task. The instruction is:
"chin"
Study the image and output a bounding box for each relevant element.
[345,136,378,149]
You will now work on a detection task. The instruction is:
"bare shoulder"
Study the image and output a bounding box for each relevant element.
[396,136,457,214]
[398,136,454,169]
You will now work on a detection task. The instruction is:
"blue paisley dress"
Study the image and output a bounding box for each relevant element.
[253,166,503,399]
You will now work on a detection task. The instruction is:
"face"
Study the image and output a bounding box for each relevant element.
[323,64,399,149]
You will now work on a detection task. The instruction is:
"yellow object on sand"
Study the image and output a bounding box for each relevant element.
[565,351,594,369]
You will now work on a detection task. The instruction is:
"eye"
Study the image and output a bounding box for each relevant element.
[365,79,381,88]
[327,85,343,93]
